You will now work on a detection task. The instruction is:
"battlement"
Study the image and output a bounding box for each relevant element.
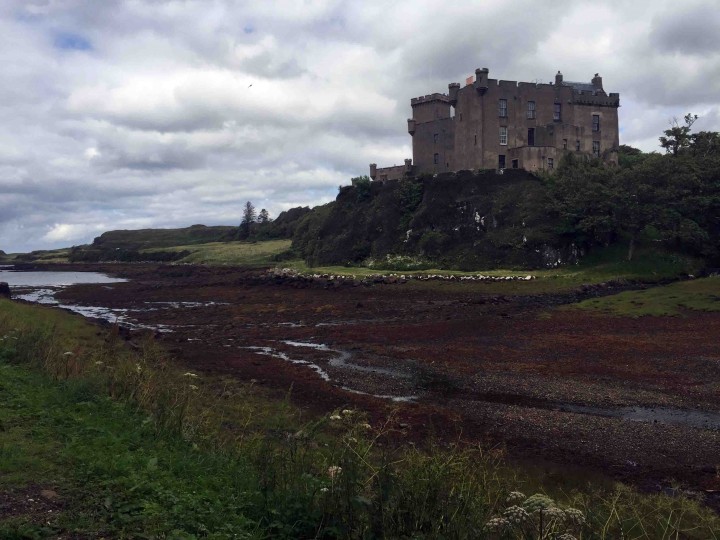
[572,90,620,108]
[411,93,450,106]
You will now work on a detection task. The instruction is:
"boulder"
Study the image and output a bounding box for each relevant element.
[0,282,10,298]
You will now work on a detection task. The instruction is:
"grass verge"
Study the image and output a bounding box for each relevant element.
[143,239,292,266]
[1,298,719,538]
[570,276,720,317]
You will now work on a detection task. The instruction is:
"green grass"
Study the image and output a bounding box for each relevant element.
[282,247,703,295]
[571,276,720,317]
[143,239,292,266]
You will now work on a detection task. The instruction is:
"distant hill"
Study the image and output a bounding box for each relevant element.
[63,208,311,263]
[91,224,237,250]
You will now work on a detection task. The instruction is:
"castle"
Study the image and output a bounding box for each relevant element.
[370,67,620,181]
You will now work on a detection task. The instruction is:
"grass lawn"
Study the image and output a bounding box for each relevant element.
[143,239,292,266]
[570,276,720,317]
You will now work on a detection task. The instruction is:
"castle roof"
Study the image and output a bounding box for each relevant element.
[564,81,597,93]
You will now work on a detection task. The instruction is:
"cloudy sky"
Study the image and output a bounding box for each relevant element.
[2,0,719,253]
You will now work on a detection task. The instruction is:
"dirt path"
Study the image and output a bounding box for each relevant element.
[32,263,720,505]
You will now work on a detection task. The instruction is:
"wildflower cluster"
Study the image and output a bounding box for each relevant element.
[503,505,529,525]
[485,491,586,538]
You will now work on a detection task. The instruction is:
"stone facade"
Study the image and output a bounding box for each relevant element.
[370,67,620,180]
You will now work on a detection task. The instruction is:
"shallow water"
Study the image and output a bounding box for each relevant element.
[557,403,720,431]
[245,341,418,402]
[0,269,126,287]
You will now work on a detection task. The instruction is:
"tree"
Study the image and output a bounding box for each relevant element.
[659,113,698,156]
[690,131,720,158]
[257,208,270,223]
[350,175,372,202]
[239,201,256,239]
[617,144,647,168]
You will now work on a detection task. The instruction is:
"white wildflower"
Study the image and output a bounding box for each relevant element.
[183,372,198,378]
[329,414,341,421]
[94,361,104,366]
[484,517,509,531]
[503,505,529,525]
[319,487,329,493]
[341,409,353,415]
[506,491,526,504]
[557,535,577,540]
[544,506,566,520]
[360,423,372,430]
[327,466,342,479]
[563,508,585,525]
[523,493,555,514]
[189,384,199,391]
[135,363,142,374]
[62,351,74,356]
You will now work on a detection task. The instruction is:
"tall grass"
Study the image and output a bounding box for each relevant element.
[1,299,719,538]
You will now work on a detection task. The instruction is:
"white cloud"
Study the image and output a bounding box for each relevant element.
[42,222,105,243]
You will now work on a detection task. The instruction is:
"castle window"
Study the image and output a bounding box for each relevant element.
[554,103,562,121]
[499,99,507,117]
[499,127,508,145]
[511,159,519,169]
[576,140,581,151]
[592,141,600,157]
[592,114,600,132]
[527,101,535,119]
[527,128,535,146]
[433,153,439,164]
[548,157,554,170]
[563,139,568,149]
[474,134,477,146]
[498,155,506,169]
[433,133,439,143]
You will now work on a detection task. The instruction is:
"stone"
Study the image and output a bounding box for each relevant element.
[0,282,10,298]
[40,489,59,501]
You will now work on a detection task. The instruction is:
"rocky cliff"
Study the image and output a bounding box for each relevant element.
[293,170,577,270]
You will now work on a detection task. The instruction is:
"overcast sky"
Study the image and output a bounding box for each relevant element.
[2,0,719,253]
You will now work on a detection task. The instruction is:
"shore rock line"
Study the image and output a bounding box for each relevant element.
[265,268,535,287]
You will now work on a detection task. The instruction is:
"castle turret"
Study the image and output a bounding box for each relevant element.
[474,67,489,94]
[448,82,460,106]
[592,73,603,90]
[407,118,415,135]
[404,158,412,174]
[410,94,450,123]
[369,163,377,180]
[555,71,563,85]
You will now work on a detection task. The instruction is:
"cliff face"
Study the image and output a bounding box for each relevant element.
[293,170,578,270]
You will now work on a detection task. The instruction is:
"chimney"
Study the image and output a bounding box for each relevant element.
[591,73,603,90]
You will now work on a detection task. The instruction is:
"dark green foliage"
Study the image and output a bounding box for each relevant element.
[351,175,372,202]
[397,178,424,231]
[239,201,257,240]
[659,113,697,155]
[294,170,573,269]
[617,144,648,169]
